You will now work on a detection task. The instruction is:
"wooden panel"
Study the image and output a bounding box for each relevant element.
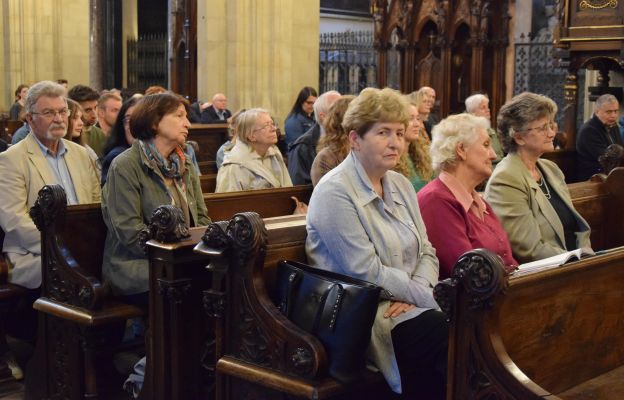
[188,123,229,164]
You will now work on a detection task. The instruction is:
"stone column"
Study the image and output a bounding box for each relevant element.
[89,0,105,90]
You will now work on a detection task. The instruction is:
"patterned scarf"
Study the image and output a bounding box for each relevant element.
[139,139,186,180]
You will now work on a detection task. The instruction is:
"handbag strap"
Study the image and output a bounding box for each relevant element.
[318,284,345,332]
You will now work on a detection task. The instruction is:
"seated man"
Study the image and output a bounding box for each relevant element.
[576,94,622,181]
[465,93,504,164]
[96,92,123,136]
[200,93,232,124]
[68,84,107,157]
[287,90,340,185]
[0,80,101,290]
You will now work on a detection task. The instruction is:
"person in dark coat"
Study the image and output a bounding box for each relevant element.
[576,94,622,181]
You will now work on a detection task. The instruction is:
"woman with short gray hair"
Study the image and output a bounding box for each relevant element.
[485,92,591,262]
[418,113,517,279]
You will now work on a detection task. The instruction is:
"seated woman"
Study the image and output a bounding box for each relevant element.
[306,88,447,398]
[216,109,246,169]
[216,108,292,192]
[418,113,517,280]
[485,92,591,263]
[284,86,317,146]
[102,93,210,302]
[65,98,101,180]
[394,98,433,192]
[310,95,354,186]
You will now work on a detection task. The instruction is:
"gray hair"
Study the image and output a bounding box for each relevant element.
[24,81,67,114]
[595,94,618,110]
[465,94,489,114]
[235,108,271,145]
[430,113,491,172]
[313,90,341,124]
[497,92,557,153]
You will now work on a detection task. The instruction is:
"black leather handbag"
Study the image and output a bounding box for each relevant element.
[275,260,382,383]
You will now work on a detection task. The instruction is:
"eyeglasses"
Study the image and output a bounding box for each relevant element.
[31,108,71,119]
[524,121,556,135]
[253,122,277,132]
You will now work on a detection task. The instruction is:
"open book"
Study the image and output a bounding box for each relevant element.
[516,248,595,274]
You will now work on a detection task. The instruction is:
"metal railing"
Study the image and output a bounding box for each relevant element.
[127,33,168,93]
[514,32,585,129]
[319,30,377,94]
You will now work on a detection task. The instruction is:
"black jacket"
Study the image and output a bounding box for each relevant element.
[200,106,232,124]
[287,123,320,185]
[576,114,623,181]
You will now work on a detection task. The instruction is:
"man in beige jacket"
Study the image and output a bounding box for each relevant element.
[0,80,101,290]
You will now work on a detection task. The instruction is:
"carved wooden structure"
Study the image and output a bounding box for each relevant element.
[372,0,511,117]
[554,0,624,148]
[435,167,624,399]
[25,186,143,400]
[169,0,198,100]
[196,213,392,399]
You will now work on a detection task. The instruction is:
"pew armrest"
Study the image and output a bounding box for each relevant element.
[34,297,144,327]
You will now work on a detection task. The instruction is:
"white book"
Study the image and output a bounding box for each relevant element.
[516,248,595,274]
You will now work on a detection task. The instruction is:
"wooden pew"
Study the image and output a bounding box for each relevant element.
[188,123,229,174]
[0,228,27,384]
[204,185,313,221]
[192,212,392,400]
[199,173,217,193]
[435,247,624,399]
[22,184,311,399]
[542,149,577,183]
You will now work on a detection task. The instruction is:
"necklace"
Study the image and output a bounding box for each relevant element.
[537,172,552,200]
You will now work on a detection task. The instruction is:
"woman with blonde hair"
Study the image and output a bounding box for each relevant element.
[306,87,446,398]
[216,108,292,192]
[394,98,433,191]
[310,95,355,185]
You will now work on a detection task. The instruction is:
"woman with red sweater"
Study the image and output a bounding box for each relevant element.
[418,113,517,280]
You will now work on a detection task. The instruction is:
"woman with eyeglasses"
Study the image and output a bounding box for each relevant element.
[284,86,318,146]
[216,108,292,192]
[100,97,142,185]
[485,92,591,262]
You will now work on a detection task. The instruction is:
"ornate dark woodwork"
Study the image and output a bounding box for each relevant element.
[168,0,197,100]
[373,0,510,117]
[140,204,191,253]
[25,185,144,400]
[437,168,624,398]
[554,0,624,148]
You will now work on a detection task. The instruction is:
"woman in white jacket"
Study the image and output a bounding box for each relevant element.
[216,108,292,192]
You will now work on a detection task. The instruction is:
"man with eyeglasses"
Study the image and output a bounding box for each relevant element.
[0,80,101,291]
[576,94,623,181]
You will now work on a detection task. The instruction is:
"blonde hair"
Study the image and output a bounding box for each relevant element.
[342,88,410,136]
[317,95,355,159]
[430,113,490,172]
[235,108,271,145]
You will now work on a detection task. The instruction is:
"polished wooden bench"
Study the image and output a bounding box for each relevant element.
[0,228,27,384]
[195,213,393,400]
[435,246,624,399]
[189,123,229,175]
[199,173,217,193]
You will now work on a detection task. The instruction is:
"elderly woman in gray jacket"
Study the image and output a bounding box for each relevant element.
[306,88,447,398]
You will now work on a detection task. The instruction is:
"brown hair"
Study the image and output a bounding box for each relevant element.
[64,98,85,146]
[130,93,190,140]
[342,87,410,137]
[317,95,355,159]
[145,86,167,95]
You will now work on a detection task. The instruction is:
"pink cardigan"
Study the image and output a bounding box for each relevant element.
[418,177,517,280]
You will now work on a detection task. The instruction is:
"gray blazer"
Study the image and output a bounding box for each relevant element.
[306,152,439,393]
[485,153,591,263]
